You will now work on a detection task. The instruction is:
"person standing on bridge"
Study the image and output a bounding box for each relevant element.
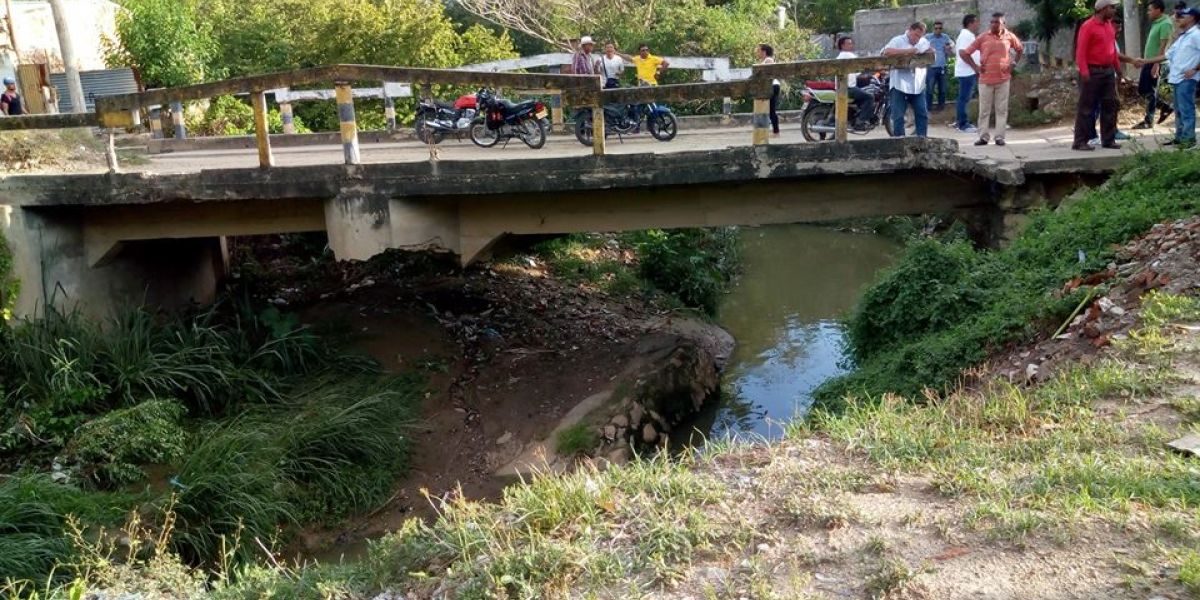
[924,21,954,112]
[959,12,1023,146]
[573,36,600,76]
[600,43,626,88]
[882,22,933,138]
[1132,0,1176,129]
[756,43,781,137]
[632,44,669,86]
[954,14,982,132]
[1,77,24,116]
[1072,0,1122,151]
[1144,7,1200,147]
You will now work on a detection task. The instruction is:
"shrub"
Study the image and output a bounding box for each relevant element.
[186,96,311,137]
[67,399,187,488]
[625,228,740,315]
[816,150,1200,406]
[555,423,597,456]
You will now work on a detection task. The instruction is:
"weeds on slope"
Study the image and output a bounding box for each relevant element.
[816,150,1200,405]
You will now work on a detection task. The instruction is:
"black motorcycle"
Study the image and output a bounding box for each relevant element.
[469,88,549,150]
[799,73,915,141]
[415,93,478,145]
[572,100,678,146]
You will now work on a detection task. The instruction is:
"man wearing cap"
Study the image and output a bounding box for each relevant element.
[1145,6,1200,146]
[573,36,600,76]
[1,77,24,116]
[1072,0,1122,151]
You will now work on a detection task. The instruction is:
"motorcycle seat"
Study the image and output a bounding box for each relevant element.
[499,98,536,111]
[434,100,456,110]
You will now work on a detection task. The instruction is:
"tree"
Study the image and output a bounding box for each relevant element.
[105,0,214,88]
[1025,0,1089,43]
[456,0,816,64]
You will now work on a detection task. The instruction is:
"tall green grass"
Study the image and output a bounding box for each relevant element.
[816,150,1200,405]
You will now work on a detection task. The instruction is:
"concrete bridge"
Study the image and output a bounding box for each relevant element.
[0,58,1132,318]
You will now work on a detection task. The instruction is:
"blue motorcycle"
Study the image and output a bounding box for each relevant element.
[572,100,678,147]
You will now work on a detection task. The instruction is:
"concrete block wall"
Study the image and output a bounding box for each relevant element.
[852,0,1074,61]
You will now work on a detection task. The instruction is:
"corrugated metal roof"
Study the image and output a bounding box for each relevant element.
[49,67,137,112]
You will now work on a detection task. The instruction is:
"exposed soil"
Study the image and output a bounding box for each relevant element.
[230,238,726,559]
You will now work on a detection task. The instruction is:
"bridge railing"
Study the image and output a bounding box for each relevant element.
[0,55,931,165]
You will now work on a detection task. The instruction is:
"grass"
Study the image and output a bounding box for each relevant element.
[555,423,598,456]
[816,149,1200,406]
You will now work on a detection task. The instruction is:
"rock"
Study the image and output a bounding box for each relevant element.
[603,425,617,441]
[611,414,629,428]
[1025,363,1039,380]
[1167,433,1200,457]
[605,445,631,465]
[629,403,645,425]
[642,422,658,444]
[496,431,512,445]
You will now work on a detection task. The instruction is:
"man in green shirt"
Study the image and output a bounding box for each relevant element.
[1133,0,1176,128]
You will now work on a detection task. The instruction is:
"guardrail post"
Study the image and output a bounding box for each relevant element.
[280,101,296,135]
[835,74,849,143]
[335,82,361,165]
[723,97,733,118]
[591,102,606,155]
[251,91,275,168]
[104,130,119,172]
[384,95,397,130]
[149,107,163,139]
[170,100,187,139]
[752,96,771,145]
[549,65,564,132]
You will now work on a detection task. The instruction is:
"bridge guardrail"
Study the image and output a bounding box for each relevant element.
[0,55,931,166]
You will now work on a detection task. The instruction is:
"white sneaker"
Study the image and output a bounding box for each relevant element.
[961,125,979,133]
[1088,137,1100,147]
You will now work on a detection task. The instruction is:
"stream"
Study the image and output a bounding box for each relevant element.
[690,224,901,440]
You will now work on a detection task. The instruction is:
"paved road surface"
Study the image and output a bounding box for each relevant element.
[136,122,1175,174]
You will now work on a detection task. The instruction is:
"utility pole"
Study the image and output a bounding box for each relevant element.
[48,0,84,112]
[1123,0,1142,77]
[3,0,18,55]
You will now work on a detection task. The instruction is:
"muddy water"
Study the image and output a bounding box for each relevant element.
[695,225,900,440]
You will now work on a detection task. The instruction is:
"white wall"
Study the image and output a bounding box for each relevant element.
[8,0,120,71]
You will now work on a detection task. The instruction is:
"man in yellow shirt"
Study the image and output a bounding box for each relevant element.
[632,44,669,85]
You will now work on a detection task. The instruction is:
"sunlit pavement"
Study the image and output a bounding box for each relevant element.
[133,119,1177,174]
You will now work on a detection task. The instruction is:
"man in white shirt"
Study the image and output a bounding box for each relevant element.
[882,22,934,137]
[954,14,982,132]
[836,36,875,131]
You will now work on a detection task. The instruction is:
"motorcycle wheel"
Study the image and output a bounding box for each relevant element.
[414,116,445,145]
[519,118,547,149]
[883,104,917,137]
[574,112,594,147]
[470,122,500,148]
[648,111,678,142]
[801,103,833,142]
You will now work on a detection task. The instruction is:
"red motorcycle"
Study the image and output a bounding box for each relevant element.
[415,93,479,144]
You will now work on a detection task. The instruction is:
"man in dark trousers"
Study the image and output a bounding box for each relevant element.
[1072,0,1122,151]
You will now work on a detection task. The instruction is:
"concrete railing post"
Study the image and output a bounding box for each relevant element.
[752,97,771,145]
[835,73,849,143]
[170,100,187,139]
[335,82,361,165]
[549,65,564,132]
[280,101,295,135]
[384,95,397,130]
[148,107,163,139]
[251,91,275,168]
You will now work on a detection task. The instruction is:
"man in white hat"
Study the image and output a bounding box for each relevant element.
[1072,0,1122,150]
[573,36,600,75]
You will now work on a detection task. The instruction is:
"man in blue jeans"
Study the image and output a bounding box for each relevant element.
[925,21,954,111]
[954,14,981,131]
[1158,8,1200,146]
[884,22,934,136]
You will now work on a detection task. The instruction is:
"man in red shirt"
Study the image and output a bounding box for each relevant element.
[1072,0,1122,150]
